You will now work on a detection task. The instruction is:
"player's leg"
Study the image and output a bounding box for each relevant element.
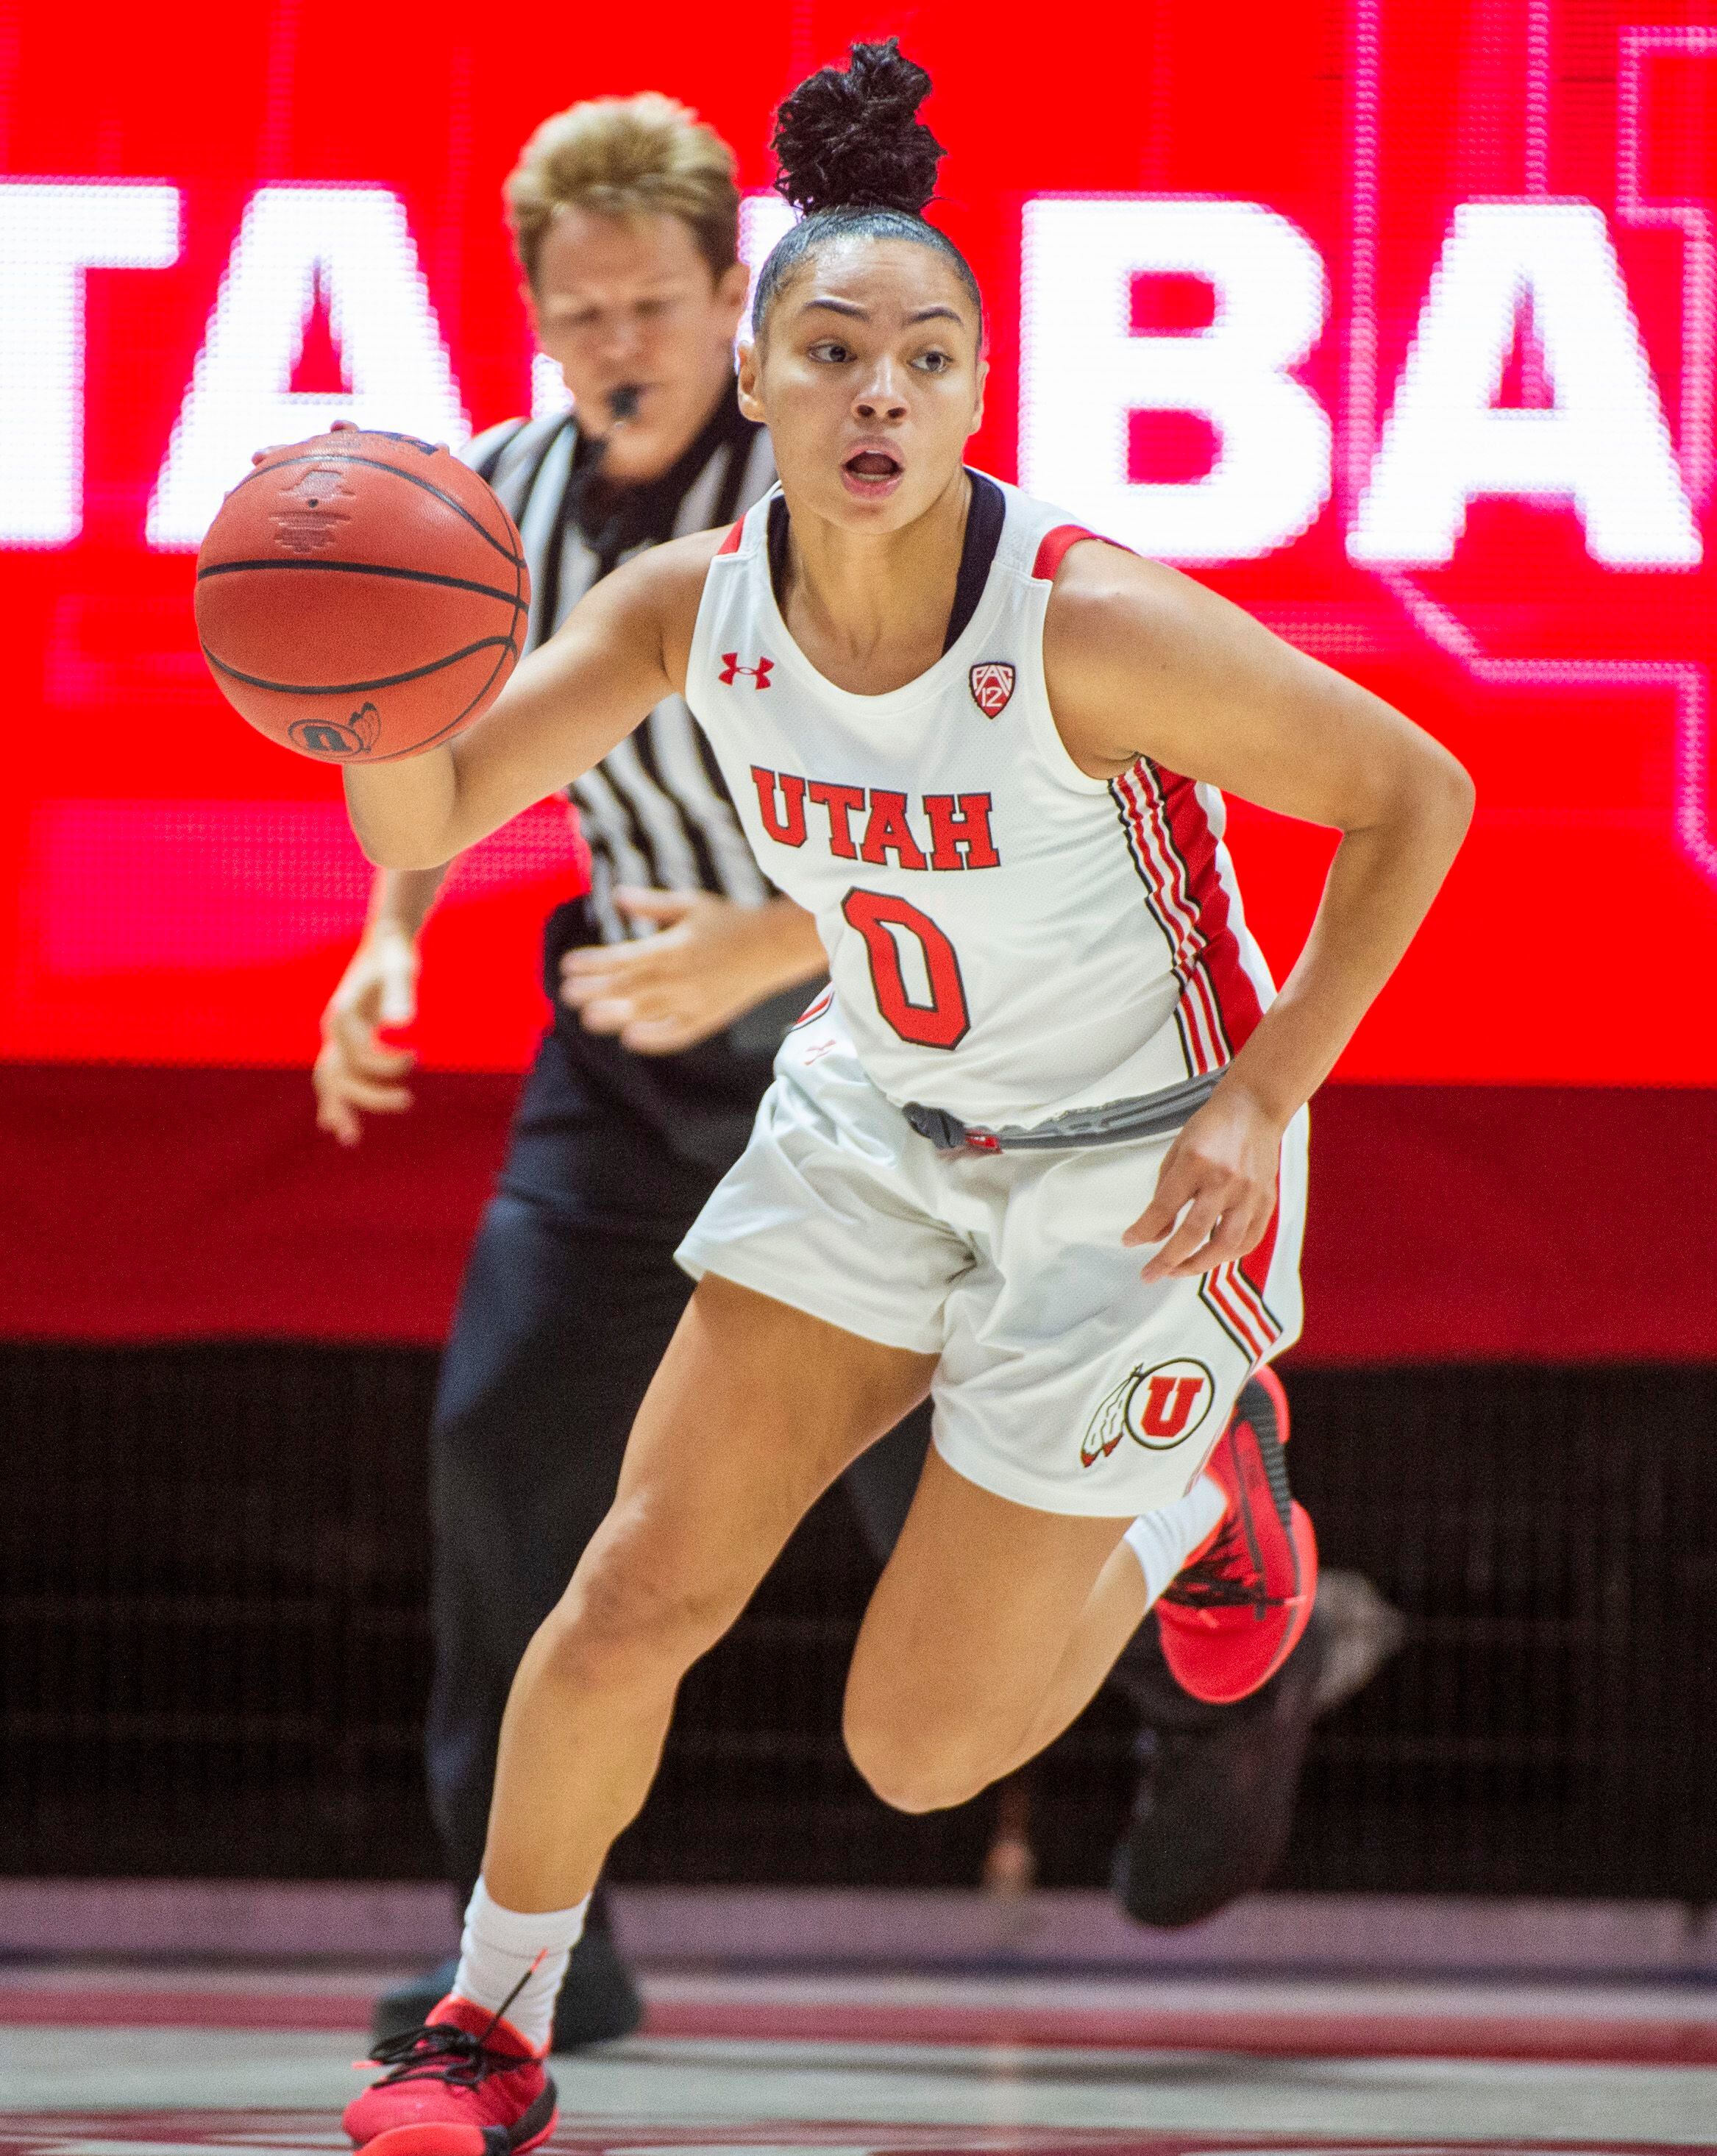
[842,1371,1339,1923]
[345,1277,931,2152]
[843,1391,1268,1908]
[478,1274,934,1909]
[845,1118,1315,1814]
[424,1205,695,1879]
[841,1399,936,1551]
[989,1359,1318,1776]
[842,1419,1329,1936]
[844,1429,1307,1814]
[383,1026,718,2049]
[842,1445,1210,1810]
[407,1194,694,2040]
[454,1010,952,1979]
[845,1407,1313,1815]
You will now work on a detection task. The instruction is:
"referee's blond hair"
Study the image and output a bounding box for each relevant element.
[505,94,742,288]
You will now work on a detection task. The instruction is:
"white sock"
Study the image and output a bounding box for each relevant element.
[1124,1474,1226,1608]
[453,1878,590,2052]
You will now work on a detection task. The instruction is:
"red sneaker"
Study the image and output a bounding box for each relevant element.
[343,1994,558,2156]
[1156,1366,1318,1705]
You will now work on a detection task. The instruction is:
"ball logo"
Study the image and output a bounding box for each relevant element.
[1080,1357,1215,1467]
[969,662,1015,717]
[288,702,382,759]
[271,465,355,555]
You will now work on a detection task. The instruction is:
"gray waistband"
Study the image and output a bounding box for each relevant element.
[902,1068,1223,1155]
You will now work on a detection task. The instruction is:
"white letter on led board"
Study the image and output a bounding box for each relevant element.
[1020,196,1331,563]
[1351,201,1699,567]
[0,182,180,546]
[149,185,467,549]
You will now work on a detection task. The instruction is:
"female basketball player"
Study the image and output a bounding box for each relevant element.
[340,42,1471,2152]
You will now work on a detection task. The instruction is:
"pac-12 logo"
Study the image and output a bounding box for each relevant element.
[1080,1357,1215,1468]
[720,652,774,688]
[288,701,381,759]
[969,662,1014,717]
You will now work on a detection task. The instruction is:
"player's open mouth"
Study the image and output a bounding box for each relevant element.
[841,447,903,497]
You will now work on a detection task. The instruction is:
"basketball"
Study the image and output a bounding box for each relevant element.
[194,430,530,763]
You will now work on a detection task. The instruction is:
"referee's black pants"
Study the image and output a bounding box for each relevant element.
[424,1024,1260,1905]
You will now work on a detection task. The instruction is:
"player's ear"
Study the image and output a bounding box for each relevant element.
[715,259,750,335]
[967,355,988,442]
[736,338,765,422]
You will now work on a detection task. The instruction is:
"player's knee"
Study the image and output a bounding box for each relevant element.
[537,1539,732,1693]
[842,1701,1002,1815]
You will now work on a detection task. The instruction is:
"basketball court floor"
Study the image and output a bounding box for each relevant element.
[4,1959,1716,2153]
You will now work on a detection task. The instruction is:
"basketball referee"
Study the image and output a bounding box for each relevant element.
[315,92,1351,2049]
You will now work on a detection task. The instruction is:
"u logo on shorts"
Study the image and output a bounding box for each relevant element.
[1081,1358,1215,1467]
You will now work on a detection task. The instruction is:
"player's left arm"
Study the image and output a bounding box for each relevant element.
[1042,544,1475,1282]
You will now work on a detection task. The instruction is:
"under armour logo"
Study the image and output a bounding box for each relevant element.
[720,652,774,688]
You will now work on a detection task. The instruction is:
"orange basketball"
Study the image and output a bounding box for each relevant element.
[194,430,530,763]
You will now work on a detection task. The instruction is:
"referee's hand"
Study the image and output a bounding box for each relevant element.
[560,888,823,1055]
[313,926,419,1145]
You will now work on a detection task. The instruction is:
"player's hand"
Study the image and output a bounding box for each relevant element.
[559,888,803,1056]
[1123,1082,1284,1281]
[251,418,358,466]
[313,925,419,1145]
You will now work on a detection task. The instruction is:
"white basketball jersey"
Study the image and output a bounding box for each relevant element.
[684,477,1278,1127]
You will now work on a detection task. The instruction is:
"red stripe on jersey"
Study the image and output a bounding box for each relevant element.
[1155,767,1267,1054]
[1144,786,1229,1065]
[1217,1261,1278,1352]
[1112,781,1204,1076]
[1031,523,1103,581]
[1208,1193,1286,1361]
[1121,765,1228,1070]
[789,985,835,1032]
[1237,1198,1282,1316]
[1204,1267,1275,1362]
[1198,1276,1266,1364]
[715,520,744,556]
[1112,774,1212,1074]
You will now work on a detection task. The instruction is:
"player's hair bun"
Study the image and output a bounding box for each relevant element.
[752,39,978,333]
[771,40,945,218]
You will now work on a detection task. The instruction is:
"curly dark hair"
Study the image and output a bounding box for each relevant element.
[751,40,982,335]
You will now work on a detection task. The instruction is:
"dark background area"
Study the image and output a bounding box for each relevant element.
[6,1343,1713,1902]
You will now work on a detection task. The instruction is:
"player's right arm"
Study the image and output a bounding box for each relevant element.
[341,531,717,872]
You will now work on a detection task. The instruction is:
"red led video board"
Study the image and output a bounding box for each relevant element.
[6,0,1717,1081]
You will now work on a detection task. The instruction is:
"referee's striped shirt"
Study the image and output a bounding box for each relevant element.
[463,387,778,946]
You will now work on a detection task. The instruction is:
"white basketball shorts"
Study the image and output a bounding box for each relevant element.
[675,996,1308,1518]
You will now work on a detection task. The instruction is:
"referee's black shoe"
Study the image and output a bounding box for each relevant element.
[1109,1595,1330,1930]
[371,1887,643,2053]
